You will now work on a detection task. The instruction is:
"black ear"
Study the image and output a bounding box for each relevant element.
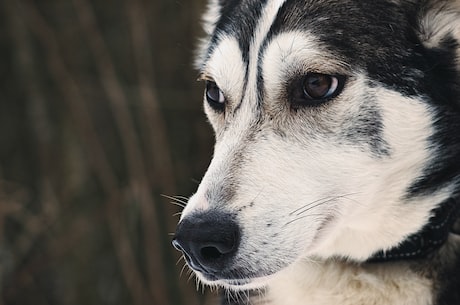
[417,0,460,67]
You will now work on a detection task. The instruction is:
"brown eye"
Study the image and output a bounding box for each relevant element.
[303,73,336,99]
[291,73,345,107]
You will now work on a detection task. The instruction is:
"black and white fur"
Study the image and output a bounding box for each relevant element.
[173,1,460,304]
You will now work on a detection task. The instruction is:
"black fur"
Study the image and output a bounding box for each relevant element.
[436,247,460,305]
[407,36,460,197]
[209,0,268,65]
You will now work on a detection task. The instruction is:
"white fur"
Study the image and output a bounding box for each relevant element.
[267,258,433,305]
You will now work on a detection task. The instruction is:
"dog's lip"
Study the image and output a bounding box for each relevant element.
[206,278,268,291]
[217,274,275,290]
[198,269,254,283]
[196,269,274,290]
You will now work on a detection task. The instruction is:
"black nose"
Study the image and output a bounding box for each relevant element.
[172,211,240,275]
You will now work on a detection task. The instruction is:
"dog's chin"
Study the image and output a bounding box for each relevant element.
[196,271,276,291]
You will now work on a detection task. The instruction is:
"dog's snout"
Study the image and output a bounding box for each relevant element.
[172,212,240,275]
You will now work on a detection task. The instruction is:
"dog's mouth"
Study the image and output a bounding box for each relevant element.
[196,270,275,290]
[187,263,274,289]
[174,207,341,291]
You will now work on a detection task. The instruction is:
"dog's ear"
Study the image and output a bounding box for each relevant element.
[417,0,460,67]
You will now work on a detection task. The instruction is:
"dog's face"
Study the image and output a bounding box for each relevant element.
[173,0,460,290]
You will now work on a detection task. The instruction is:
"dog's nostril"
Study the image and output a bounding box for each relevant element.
[199,235,237,260]
[201,246,223,260]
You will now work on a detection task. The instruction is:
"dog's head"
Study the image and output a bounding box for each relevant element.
[173,0,460,290]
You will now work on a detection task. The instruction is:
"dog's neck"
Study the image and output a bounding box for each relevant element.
[369,198,460,262]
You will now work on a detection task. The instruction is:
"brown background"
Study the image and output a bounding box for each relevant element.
[0,0,217,304]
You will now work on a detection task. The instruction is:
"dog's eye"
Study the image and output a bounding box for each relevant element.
[205,81,226,111]
[292,73,345,106]
[303,73,337,99]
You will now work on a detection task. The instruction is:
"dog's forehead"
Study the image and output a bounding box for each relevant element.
[266,0,412,63]
[202,0,421,91]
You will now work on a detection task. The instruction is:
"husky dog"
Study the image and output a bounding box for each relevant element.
[172,0,460,304]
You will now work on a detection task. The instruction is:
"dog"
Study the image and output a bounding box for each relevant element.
[172,0,460,304]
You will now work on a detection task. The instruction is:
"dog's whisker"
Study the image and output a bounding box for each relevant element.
[161,194,188,207]
[290,196,336,216]
[173,195,190,201]
[179,262,189,278]
[194,274,201,290]
[289,198,324,216]
[176,255,185,266]
[292,193,362,216]
[339,193,365,207]
[187,269,196,284]
[248,186,266,205]
[295,198,338,216]
[169,201,187,209]
[283,213,324,228]
[179,263,190,281]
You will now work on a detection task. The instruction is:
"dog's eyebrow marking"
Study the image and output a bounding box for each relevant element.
[230,0,288,115]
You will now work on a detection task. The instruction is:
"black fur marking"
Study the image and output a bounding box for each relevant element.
[266,0,426,95]
[407,36,460,197]
[256,60,265,111]
[339,98,391,157]
[210,0,268,65]
[209,0,269,115]
[436,245,460,305]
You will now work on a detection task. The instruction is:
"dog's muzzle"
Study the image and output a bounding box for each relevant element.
[172,211,240,280]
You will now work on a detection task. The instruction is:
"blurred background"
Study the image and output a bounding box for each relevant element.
[0,0,217,304]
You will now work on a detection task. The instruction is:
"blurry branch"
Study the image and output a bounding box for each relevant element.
[71,0,151,190]
[71,0,173,303]
[2,3,61,304]
[19,1,158,305]
[126,0,177,195]
[4,0,59,227]
[125,1,201,303]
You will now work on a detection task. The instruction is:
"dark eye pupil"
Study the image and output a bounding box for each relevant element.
[303,74,332,99]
